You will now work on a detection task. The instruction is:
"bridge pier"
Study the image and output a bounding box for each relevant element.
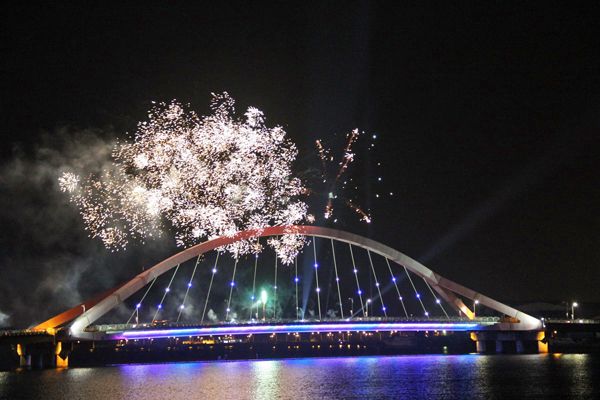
[471,331,547,354]
[495,340,504,353]
[16,342,69,368]
[475,340,486,353]
[516,340,524,353]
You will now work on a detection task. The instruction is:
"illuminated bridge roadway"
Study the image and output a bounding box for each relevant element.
[87,317,502,341]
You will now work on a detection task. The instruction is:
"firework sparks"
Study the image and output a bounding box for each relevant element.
[58,172,79,193]
[59,93,308,263]
[314,129,371,223]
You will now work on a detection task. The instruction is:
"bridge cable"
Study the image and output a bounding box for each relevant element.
[367,250,387,317]
[423,278,450,318]
[348,244,366,317]
[402,265,428,317]
[384,258,409,318]
[201,252,220,324]
[126,277,156,324]
[176,255,202,324]
[249,239,260,320]
[312,236,322,320]
[273,253,278,320]
[225,257,239,321]
[151,264,180,323]
[331,239,344,319]
[295,256,300,320]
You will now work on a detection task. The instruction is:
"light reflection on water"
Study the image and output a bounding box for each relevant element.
[1,354,598,399]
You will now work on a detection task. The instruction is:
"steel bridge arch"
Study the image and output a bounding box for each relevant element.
[34,225,542,338]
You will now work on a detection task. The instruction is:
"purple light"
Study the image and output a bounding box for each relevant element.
[336,277,339,281]
[136,303,141,309]
[425,312,429,316]
[251,295,255,300]
[294,277,299,282]
[157,304,162,309]
[231,282,235,286]
[416,293,420,298]
[382,307,386,311]
[375,282,380,287]
[274,286,278,290]
[188,283,192,287]
[119,322,481,340]
[353,269,358,273]
[316,288,321,292]
[165,288,170,292]
[399,296,403,301]
[255,255,259,258]
[358,290,362,295]
[314,263,318,268]
[436,299,441,304]
[212,268,217,274]
[226,308,230,312]
[392,277,396,282]
[180,305,185,309]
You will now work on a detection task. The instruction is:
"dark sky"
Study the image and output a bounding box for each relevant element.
[1,2,599,327]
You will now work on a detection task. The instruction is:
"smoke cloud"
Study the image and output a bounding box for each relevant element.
[206,309,218,322]
[0,126,174,328]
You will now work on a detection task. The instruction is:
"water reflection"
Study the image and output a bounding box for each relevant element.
[251,360,282,399]
[0,354,598,399]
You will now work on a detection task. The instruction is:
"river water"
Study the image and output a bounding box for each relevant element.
[1,354,598,399]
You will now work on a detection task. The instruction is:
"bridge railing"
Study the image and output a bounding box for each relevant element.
[544,318,600,324]
[1,329,52,337]
[85,316,500,333]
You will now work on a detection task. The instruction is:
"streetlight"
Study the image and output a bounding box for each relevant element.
[261,290,268,321]
[366,299,371,318]
[348,298,354,317]
[572,302,578,320]
[474,300,479,318]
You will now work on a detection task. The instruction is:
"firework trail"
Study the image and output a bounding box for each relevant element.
[60,93,308,264]
[315,129,371,223]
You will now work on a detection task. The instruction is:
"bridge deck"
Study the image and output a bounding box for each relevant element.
[86,318,502,340]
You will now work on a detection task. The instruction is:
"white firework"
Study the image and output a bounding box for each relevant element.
[60,93,308,262]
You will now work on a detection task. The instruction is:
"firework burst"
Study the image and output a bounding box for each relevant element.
[60,93,308,263]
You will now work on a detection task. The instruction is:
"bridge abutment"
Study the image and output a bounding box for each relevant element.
[16,342,69,368]
[471,331,547,354]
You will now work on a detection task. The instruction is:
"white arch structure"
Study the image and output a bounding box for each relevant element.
[34,226,542,339]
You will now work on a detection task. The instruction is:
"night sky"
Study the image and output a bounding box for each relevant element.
[1,2,599,328]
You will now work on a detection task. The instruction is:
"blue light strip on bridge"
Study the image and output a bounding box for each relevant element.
[115,322,480,340]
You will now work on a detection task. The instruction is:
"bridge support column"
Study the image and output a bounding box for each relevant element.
[475,340,486,353]
[495,340,504,353]
[537,332,548,353]
[17,344,30,367]
[516,340,525,353]
[471,333,488,353]
[55,342,69,368]
[19,354,31,367]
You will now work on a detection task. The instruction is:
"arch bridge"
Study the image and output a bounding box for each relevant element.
[9,226,546,367]
[35,226,542,336]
